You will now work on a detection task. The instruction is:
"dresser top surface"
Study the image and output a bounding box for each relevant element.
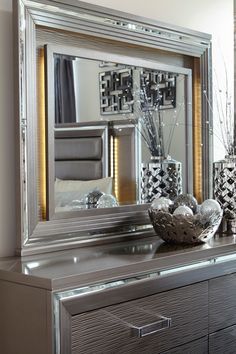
[1,235,236,291]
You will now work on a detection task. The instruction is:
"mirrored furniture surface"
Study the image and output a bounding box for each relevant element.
[1,1,236,354]
[14,0,212,256]
[2,235,236,353]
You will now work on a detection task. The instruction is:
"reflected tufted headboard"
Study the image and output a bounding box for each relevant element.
[54,123,109,180]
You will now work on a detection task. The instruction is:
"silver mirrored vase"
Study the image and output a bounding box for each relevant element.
[140,156,182,203]
[213,155,236,233]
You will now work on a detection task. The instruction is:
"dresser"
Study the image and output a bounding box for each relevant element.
[1,235,236,354]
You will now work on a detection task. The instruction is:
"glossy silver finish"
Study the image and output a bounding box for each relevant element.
[14,0,212,255]
[65,283,207,354]
[1,235,236,291]
[2,236,236,352]
[213,155,236,220]
[141,158,183,203]
[149,209,223,244]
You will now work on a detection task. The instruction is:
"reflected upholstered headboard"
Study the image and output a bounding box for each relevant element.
[54,123,109,180]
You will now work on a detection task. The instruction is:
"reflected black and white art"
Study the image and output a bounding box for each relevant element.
[99,68,133,115]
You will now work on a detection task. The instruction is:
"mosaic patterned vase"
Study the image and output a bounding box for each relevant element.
[213,155,236,223]
[140,156,182,203]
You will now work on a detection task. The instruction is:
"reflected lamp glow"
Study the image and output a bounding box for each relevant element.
[38,48,46,220]
[193,58,203,202]
[24,261,40,274]
[110,135,114,178]
[127,23,136,30]
[26,261,40,269]
[113,136,119,201]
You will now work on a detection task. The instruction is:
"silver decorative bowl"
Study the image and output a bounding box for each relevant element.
[148,208,223,244]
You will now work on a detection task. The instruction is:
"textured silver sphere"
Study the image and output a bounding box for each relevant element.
[173,193,198,214]
[97,194,119,208]
[68,199,85,210]
[200,199,221,217]
[151,197,173,212]
[173,205,193,216]
[85,190,104,208]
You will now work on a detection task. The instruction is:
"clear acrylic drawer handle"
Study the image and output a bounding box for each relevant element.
[103,309,172,338]
[130,315,172,338]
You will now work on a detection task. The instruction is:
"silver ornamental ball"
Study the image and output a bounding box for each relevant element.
[97,194,119,208]
[173,193,198,214]
[151,197,173,212]
[85,190,104,205]
[173,205,193,216]
[68,199,84,210]
[200,199,222,217]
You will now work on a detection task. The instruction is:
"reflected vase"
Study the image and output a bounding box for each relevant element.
[213,155,236,233]
[140,156,182,203]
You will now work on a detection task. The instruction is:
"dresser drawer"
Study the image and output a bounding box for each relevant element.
[162,336,208,354]
[67,282,208,354]
[209,274,236,333]
[209,325,236,354]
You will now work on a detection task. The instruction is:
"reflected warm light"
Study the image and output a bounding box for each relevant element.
[110,135,114,178]
[38,48,46,220]
[193,58,202,203]
[113,136,119,200]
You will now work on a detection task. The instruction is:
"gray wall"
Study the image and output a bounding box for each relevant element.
[0,0,16,257]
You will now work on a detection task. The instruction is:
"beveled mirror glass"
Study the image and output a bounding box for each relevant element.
[14,0,212,255]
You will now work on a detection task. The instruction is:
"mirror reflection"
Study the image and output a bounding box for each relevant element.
[47,48,191,214]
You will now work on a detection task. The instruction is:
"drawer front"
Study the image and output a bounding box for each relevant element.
[209,325,236,354]
[70,282,208,354]
[209,274,236,333]
[163,337,208,354]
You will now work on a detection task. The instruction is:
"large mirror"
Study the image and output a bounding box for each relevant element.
[14,0,212,255]
[45,45,192,219]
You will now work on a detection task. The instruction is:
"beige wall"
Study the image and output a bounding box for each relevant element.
[0,0,233,256]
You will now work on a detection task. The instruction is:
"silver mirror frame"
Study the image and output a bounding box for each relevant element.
[14,0,212,256]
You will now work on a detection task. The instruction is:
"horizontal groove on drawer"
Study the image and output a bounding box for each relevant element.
[209,274,236,333]
[71,282,208,354]
[209,325,236,354]
[163,336,208,354]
